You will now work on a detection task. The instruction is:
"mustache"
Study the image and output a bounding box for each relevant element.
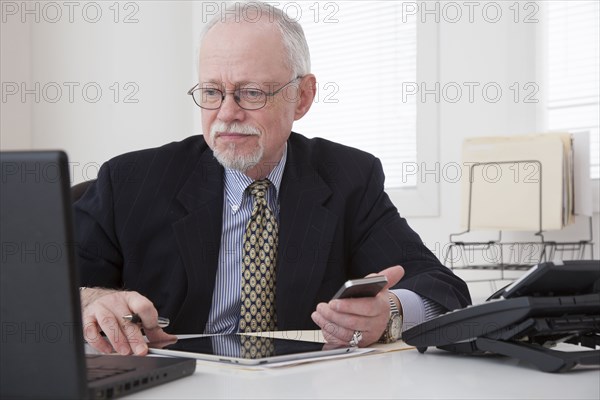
[210,122,261,139]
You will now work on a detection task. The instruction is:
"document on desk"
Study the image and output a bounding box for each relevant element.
[461,133,576,231]
[242,330,412,369]
[245,330,414,351]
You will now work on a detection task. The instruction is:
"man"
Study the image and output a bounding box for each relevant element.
[75,2,470,356]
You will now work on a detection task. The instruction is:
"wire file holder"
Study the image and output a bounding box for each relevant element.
[444,160,594,284]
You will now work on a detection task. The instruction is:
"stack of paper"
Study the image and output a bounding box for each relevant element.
[461,133,575,231]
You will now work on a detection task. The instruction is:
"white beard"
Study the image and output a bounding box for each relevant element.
[209,121,263,172]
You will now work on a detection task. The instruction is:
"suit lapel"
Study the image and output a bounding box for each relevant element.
[171,146,224,332]
[277,136,337,329]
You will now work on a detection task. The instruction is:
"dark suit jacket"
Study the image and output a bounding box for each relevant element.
[74,132,471,333]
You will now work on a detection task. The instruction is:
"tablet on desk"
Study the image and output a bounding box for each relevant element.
[148,334,354,365]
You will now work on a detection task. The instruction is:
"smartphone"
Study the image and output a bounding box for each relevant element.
[331,275,388,300]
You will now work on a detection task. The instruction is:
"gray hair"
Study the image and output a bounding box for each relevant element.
[199,1,311,77]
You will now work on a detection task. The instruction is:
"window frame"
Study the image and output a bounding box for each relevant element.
[387,21,440,217]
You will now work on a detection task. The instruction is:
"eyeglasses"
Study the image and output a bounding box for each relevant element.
[187,77,302,110]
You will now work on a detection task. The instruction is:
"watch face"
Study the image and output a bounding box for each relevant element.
[391,315,402,339]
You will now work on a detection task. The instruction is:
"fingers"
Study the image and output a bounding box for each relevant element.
[82,314,114,354]
[81,290,164,356]
[144,326,177,345]
[311,306,356,345]
[368,265,405,290]
[120,292,176,344]
[148,335,179,349]
[311,294,390,347]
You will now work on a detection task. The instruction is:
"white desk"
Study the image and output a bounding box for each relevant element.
[125,343,599,399]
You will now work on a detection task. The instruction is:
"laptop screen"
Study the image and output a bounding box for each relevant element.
[1,151,88,398]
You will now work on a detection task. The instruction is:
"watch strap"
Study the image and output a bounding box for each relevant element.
[388,293,399,316]
[378,294,401,343]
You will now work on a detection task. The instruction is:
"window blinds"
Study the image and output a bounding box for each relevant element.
[284,1,417,188]
[547,1,600,179]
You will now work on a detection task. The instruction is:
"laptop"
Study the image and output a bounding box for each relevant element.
[0,151,196,399]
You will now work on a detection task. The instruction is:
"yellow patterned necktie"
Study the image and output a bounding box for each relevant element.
[239,179,278,333]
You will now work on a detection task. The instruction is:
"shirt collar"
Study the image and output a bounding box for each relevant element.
[223,143,287,211]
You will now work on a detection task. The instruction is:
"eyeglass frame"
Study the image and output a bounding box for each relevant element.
[187,76,303,110]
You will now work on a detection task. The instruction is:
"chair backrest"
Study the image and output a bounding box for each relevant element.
[71,179,95,203]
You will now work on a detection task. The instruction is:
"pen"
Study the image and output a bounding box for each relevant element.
[122,313,170,328]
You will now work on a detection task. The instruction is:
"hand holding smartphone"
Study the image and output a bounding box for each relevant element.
[331,275,388,300]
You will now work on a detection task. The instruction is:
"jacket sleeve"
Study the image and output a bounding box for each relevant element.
[73,162,124,288]
[350,157,471,312]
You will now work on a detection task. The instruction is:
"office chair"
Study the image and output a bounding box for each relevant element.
[71,179,95,203]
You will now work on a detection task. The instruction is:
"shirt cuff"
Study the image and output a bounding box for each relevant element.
[390,289,446,332]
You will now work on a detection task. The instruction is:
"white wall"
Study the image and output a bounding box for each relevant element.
[1,1,598,300]
[1,7,32,149]
[1,1,194,182]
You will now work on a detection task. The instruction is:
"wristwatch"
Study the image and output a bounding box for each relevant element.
[378,294,403,343]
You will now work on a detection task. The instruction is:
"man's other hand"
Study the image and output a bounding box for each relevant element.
[311,265,405,347]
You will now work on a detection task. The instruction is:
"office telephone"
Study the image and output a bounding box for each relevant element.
[403,260,600,372]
